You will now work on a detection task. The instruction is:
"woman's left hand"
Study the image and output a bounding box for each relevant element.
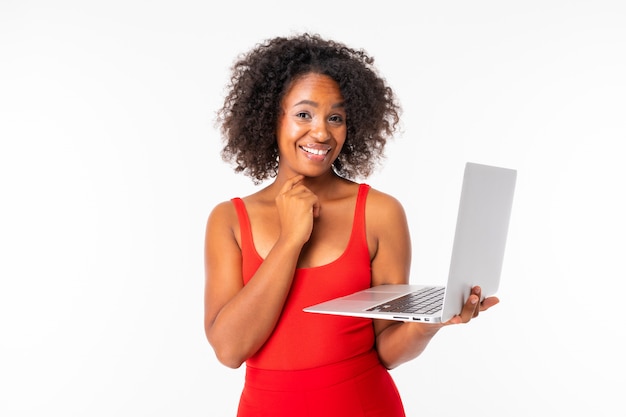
[444,286,499,325]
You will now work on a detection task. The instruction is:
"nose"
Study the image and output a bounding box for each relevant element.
[310,119,330,141]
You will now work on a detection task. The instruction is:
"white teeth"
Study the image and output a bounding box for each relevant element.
[301,146,330,155]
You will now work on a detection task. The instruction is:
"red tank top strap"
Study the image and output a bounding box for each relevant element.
[353,183,370,245]
[231,198,261,267]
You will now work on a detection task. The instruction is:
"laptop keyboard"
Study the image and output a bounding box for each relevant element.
[366,286,445,314]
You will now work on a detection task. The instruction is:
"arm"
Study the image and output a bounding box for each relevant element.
[367,191,499,370]
[204,176,318,369]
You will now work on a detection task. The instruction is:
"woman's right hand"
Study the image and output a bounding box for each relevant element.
[275,175,320,247]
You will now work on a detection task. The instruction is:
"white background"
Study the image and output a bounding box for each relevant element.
[1,1,625,415]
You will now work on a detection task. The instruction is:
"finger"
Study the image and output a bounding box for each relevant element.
[278,181,320,220]
[480,296,500,312]
[458,291,480,323]
[444,315,463,325]
[472,286,482,319]
[467,293,480,321]
[312,201,321,218]
[444,293,478,325]
[279,175,305,194]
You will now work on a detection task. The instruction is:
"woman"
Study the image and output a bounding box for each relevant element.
[204,33,498,417]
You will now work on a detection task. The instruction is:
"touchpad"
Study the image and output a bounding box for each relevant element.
[342,292,401,302]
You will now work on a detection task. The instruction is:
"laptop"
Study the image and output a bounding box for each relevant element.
[304,162,517,323]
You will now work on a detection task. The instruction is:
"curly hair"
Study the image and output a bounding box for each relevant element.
[216,33,401,184]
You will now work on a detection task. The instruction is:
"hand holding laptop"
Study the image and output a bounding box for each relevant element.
[446,285,500,325]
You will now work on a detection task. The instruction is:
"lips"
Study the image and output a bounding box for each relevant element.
[300,144,331,156]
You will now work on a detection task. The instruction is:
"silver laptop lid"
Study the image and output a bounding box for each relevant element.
[440,162,517,322]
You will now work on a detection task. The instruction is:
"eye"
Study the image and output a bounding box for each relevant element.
[296,111,311,119]
[328,114,345,124]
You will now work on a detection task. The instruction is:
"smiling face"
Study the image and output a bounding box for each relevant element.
[276,73,347,179]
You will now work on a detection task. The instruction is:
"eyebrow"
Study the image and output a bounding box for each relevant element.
[293,99,345,109]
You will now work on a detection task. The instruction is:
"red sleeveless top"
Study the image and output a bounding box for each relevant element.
[231,184,375,370]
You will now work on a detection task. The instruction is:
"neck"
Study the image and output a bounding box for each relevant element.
[269,170,347,200]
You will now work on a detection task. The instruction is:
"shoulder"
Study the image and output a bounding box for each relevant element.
[208,199,237,220]
[364,186,410,242]
[208,185,266,222]
[206,200,239,234]
[364,186,407,220]
[206,188,268,231]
